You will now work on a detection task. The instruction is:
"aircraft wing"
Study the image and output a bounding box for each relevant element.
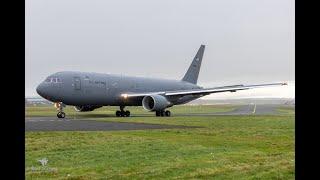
[121,82,287,98]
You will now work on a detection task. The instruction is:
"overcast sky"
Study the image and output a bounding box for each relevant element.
[26,0,294,98]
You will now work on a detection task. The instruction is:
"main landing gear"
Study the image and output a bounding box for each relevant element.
[116,106,130,117]
[155,110,171,117]
[55,102,66,118]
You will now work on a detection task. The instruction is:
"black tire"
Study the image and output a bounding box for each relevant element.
[116,111,121,117]
[60,112,66,118]
[125,110,130,117]
[160,111,165,117]
[120,111,125,117]
[156,111,160,116]
[165,110,171,117]
[57,112,65,118]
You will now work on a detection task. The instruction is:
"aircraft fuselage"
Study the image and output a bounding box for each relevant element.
[36,71,202,106]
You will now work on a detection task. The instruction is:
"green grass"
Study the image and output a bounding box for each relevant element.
[25,105,295,179]
[277,105,295,115]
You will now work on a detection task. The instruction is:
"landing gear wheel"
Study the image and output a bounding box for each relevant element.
[116,111,121,117]
[116,106,131,117]
[125,110,130,117]
[156,111,161,116]
[60,112,65,118]
[160,111,165,117]
[165,110,171,117]
[57,112,65,118]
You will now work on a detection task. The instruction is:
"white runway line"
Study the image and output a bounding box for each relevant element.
[252,104,256,114]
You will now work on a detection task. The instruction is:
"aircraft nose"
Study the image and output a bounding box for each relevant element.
[36,83,46,97]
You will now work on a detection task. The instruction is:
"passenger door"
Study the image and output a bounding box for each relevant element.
[107,76,121,103]
[74,77,81,90]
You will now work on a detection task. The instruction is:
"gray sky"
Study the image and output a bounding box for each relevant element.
[26,0,294,98]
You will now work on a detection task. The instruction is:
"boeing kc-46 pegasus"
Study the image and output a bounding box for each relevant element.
[36,45,287,118]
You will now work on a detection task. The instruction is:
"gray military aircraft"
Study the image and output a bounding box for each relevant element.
[36,45,287,118]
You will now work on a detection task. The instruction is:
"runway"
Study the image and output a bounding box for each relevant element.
[25,104,280,132]
[25,117,195,132]
[213,104,278,115]
[172,104,279,116]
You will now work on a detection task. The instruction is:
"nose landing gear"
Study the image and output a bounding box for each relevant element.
[55,102,66,118]
[57,112,66,118]
[116,106,130,117]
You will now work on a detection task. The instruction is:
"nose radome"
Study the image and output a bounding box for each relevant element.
[36,83,45,97]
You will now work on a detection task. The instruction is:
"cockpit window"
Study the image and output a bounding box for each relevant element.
[45,78,51,82]
[44,77,62,83]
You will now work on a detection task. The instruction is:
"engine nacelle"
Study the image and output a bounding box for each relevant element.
[142,95,172,111]
[74,105,102,112]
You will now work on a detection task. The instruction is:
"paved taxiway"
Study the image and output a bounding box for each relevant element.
[25,104,280,131]
[213,104,278,115]
[173,104,279,116]
[25,117,195,132]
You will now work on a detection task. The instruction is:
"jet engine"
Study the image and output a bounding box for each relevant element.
[74,105,102,112]
[142,95,172,111]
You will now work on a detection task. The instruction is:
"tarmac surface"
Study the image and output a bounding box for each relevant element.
[173,104,279,116]
[213,104,278,115]
[25,117,196,132]
[25,104,280,132]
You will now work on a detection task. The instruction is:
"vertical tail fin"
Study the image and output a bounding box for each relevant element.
[182,45,205,84]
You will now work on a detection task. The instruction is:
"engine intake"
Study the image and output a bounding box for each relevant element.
[74,105,102,112]
[142,95,172,111]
